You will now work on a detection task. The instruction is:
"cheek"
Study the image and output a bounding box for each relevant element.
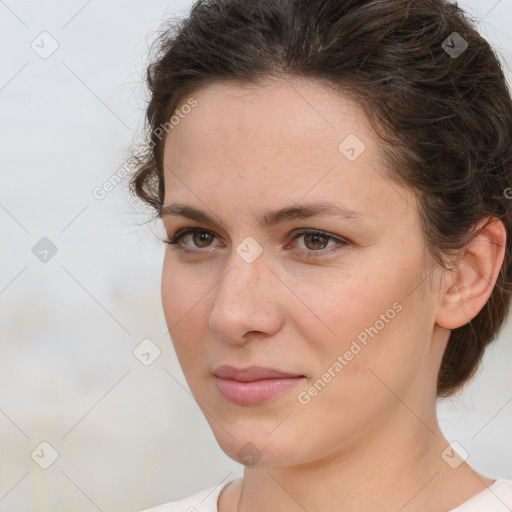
[161,252,209,326]
[290,262,423,379]
[161,254,208,364]
[323,284,432,408]
[161,254,182,325]
[287,269,386,353]
[289,275,419,438]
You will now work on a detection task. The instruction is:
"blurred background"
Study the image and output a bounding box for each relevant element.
[1,1,511,510]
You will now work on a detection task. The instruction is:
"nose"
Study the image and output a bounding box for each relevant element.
[208,250,284,345]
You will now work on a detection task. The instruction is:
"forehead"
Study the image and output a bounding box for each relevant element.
[162,77,417,227]
[168,77,366,154]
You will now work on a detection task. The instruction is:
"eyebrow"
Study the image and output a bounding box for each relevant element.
[159,201,369,228]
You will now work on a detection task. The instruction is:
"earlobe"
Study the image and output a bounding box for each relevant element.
[435,217,506,330]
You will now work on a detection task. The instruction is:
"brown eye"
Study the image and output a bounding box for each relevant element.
[165,227,349,258]
[164,228,220,250]
[288,229,350,259]
[191,231,214,248]
[302,232,330,250]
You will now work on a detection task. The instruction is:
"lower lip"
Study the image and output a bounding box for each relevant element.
[215,376,306,406]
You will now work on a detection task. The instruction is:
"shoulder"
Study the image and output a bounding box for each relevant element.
[485,479,512,506]
[140,480,233,512]
[450,479,512,511]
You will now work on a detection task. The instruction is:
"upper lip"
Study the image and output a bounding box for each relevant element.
[213,365,305,381]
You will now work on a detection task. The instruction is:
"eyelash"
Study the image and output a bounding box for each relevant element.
[163,227,350,259]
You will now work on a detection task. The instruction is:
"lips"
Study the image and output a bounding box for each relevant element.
[213,365,307,406]
[213,365,305,381]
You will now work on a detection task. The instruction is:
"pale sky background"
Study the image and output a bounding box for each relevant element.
[1,1,511,511]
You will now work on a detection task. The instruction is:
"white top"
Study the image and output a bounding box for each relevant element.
[141,478,512,512]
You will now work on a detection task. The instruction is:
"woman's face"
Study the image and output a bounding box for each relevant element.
[160,77,447,466]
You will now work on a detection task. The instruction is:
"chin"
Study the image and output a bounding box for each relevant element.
[210,423,309,467]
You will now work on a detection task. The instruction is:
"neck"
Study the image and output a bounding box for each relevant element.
[233,402,488,512]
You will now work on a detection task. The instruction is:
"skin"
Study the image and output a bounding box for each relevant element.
[160,76,506,512]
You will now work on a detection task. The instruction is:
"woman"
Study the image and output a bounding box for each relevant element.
[130,0,512,510]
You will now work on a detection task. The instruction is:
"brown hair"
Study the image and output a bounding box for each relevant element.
[129,0,512,397]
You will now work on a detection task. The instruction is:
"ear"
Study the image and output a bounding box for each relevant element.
[436,217,507,330]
